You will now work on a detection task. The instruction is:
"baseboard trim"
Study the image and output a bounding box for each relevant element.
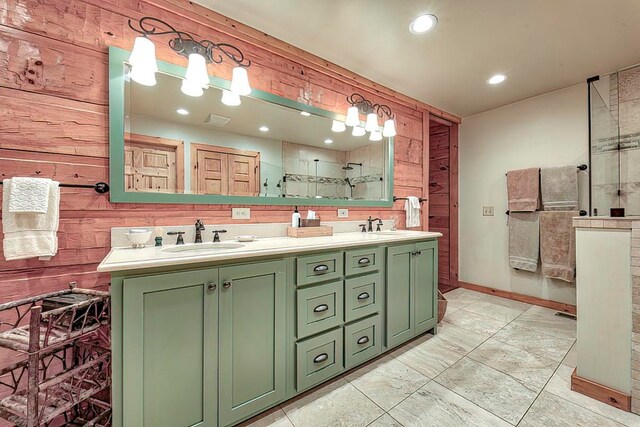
[571,368,631,412]
[457,282,576,315]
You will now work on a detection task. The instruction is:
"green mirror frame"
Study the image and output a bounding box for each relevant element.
[109,47,394,207]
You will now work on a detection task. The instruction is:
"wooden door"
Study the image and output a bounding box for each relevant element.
[218,260,286,426]
[191,143,260,196]
[122,269,218,427]
[124,134,184,193]
[386,243,414,349]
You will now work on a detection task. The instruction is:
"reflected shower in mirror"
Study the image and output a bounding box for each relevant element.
[123,69,389,201]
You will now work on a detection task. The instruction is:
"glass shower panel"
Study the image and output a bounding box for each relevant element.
[590,80,620,216]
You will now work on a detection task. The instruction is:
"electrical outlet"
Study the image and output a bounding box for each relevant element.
[337,209,349,218]
[232,208,251,220]
[482,206,494,216]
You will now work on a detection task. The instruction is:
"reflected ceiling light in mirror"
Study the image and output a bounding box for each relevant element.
[127,16,252,98]
[369,130,383,142]
[352,126,366,137]
[331,120,346,132]
[324,139,333,144]
[259,126,269,132]
[345,106,360,127]
[300,111,311,117]
[409,14,438,34]
[176,108,189,115]
[221,89,241,106]
[345,93,397,137]
[180,79,204,97]
[488,74,507,85]
[128,36,158,86]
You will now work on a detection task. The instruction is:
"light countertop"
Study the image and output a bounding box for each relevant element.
[98,230,442,273]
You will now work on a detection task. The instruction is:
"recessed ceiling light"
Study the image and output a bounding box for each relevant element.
[259,126,269,132]
[176,108,189,115]
[324,139,333,144]
[488,74,507,85]
[409,14,438,34]
[300,111,311,117]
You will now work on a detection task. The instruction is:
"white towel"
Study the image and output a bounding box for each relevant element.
[405,196,421,228]
[2,179,60,261]
[8,177,52,213]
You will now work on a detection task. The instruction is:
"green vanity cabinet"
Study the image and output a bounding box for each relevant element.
[386,240,438,349]
[122,269,218,427]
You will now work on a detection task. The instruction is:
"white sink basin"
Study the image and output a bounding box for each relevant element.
[162,242,245,253]
[374,231,401,235]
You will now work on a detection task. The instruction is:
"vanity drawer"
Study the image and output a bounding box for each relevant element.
[296,328,344,392]
[296,251,344,286]
[344,273,382,323]
[345,247,383,276]
[297,280,344,339]
[344,315,382,370]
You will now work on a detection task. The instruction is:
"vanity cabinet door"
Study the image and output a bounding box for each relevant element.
[218,260,287,426]
[414,240,438,335]
[386,244,415,349]
[122,269,218,427]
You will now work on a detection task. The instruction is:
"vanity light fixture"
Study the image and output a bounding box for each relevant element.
[176,108,189,115]
[369,130,383,142]
[409,14,438,34]
[344,93,397,138]
[488,74,507,85]
[221,90,241,106]
[127,17,252,101]
[331,120,346,132]
[352,126,366,137]
[300,111,311,117]
[324,139,333,144]
[259,126,269,132]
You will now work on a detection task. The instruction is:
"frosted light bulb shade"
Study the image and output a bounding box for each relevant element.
[331,120,346,132]
[352,126,366,137]
[129,37,158,71]
[382,118,397,137]
[365,113,380,132]
[345,106,360,127]
[129,66,157,86]
[230,67,252,96]
[184,53,209,87]
[221,89,241,106]
[181,79,204,97]
[369,130,383,141]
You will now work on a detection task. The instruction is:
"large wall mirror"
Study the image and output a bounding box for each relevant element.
[109,47,393,206]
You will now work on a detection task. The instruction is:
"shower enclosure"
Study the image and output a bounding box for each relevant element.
[589,67,640,216]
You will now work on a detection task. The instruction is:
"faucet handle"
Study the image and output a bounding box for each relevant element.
[376,220,383,232]
[359,224,367,233]
[167,231,185,245]
[212,230,227,242]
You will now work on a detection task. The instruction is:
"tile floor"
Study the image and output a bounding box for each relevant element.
[244,288,640,426]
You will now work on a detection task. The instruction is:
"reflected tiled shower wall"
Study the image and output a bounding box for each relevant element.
[592,65,640,216]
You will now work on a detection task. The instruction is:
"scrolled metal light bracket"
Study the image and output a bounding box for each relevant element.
[346,93,394,119]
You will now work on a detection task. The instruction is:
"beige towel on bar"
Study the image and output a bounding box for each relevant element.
[507,168,540,212]
[509,212,539,272]
[540,211,578,283]
[2,179,60,261]
[404,196,421,228]
[541,166,579,211]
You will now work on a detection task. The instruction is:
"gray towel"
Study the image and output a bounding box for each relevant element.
[509,212,539,272]
[540,211,577,283]
[541,166,579,211]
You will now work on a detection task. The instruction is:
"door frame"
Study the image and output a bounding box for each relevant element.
[190,142,261,195]
[124,133,185,193]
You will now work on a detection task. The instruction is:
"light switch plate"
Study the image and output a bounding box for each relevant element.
[232,208,251,220]
[482,206,494,216]
[337,209,349,218]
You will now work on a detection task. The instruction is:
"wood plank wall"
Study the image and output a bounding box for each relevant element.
[0,0,460,306]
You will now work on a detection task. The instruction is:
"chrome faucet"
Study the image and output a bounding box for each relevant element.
[367,216,383,232]
[194,219,205,243]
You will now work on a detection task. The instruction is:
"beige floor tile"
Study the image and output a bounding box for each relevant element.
[238,406,293,427]
[520,391,624,426]
[346,355,430,411]
[462,299,528,323]
[468,338,559,391]
[444,308,509,336]
[389,381,511,427]
[435,358,538,424]
[367,413,403,426]
[492,322,575,362]
[514,305,577,341]
[562,342,577,368]
[282,378,384,427]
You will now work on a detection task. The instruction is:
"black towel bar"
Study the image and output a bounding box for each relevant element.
[393,196,427,203]
[506,209,587,216]
[0,181,110,194]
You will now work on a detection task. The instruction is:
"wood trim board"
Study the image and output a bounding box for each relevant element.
[571,368,631,412]
[449,123,459,288]
[457,282,576,315]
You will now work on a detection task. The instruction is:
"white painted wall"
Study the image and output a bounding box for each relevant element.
[459,84,589,304]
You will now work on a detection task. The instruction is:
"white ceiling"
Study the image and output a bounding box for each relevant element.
[195,0,640,117]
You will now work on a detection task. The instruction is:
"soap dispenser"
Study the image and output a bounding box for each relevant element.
[292,206,301,228]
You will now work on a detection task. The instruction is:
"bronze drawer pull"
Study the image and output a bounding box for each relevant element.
[357,292,370,300]
[313,264,329,274]
[313,304,329,313]
[357,257,371,266]
[222,281,232,289]
[357,336,370,345]
[313,353,329,364]
[207,283,217,292]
